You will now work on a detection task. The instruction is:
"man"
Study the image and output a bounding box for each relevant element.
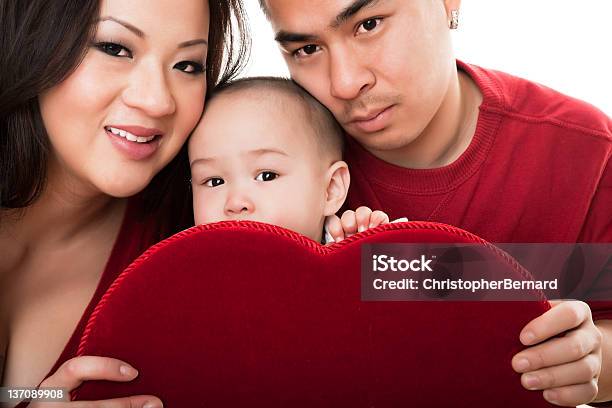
[259,0,612,405]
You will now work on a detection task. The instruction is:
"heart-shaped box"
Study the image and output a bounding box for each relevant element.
[74,221,553,407]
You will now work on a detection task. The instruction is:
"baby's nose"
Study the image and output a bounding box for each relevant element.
[224,194,254,216]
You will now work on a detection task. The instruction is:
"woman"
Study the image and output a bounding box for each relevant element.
[0,0,249,406]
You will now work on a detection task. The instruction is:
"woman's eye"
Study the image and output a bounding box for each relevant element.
[204,177,224,187]
[356,18,382,34]
[255,171,279,182]
[174,61,206,74]
[293,44,320,59]
[95,42,132,58]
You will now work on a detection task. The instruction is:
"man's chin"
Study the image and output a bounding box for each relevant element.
[350,128,415,153]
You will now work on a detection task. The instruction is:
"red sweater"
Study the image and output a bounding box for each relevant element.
[344,61,612,320]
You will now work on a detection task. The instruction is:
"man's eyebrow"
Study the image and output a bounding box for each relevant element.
[98,16,207,48]
[98,16,144,38]
[331,0,381,29]
[275,31,319,45]
[274,0,382,44]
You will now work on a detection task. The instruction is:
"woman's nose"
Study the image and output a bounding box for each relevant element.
[122,61,176,117]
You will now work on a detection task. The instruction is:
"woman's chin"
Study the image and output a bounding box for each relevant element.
[97,175,153,198]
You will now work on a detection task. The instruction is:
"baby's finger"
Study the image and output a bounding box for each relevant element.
[340,210,358,237]
[355,206,372,233]
[325,215,345,242]
[369,211,390,228]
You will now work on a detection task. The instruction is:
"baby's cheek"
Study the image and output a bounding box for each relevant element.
[193,192,211,225]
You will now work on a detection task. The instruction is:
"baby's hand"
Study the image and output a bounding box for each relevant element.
[326,206,390,243]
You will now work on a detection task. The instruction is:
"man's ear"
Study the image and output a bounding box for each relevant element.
[323,160,350,217]
[444,0,461,12]
[444,0,461,21]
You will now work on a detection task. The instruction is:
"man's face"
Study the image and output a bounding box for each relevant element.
[265,0,457,155]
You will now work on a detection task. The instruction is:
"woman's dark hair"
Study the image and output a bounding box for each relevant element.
[0,0,250,240]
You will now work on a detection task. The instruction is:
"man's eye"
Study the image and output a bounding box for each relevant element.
[293,44,320,58]
[95,42,132,58]
[174,60,206,75]
[204,177,224,187]
[356,18,382,34]
[255,171,279,182]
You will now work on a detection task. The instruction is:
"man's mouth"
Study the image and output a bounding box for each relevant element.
[349,105,390,122]
[347,105,396,133]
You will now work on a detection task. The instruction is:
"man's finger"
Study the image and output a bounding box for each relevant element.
[519,300,591,346]
[520,353,601,390]
[541,379,599,406]
[513,324,600,372]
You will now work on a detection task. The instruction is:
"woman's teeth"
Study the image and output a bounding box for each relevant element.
[106,126,157,143]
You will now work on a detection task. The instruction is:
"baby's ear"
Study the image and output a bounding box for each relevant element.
[323,161,350,216]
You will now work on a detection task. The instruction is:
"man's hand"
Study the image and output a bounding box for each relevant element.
[325,206,390,243]
[511,300,603,406]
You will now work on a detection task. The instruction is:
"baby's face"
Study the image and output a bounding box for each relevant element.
[189,92,330,242]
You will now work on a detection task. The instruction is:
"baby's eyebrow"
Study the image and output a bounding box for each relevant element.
[189,157,214,168]
[189,148,288,168]
[248,148,289,157]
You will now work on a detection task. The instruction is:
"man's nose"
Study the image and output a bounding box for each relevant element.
[122,60,176,118]
[329,47,375,100]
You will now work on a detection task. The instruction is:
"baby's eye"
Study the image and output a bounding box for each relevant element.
[204,177,224,187]
[255,171,279,182]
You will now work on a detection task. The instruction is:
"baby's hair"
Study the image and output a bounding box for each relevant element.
[208,77,344,161]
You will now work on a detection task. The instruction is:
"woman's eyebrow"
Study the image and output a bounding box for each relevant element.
[98,16,144,37]
[98,16,207,48]
[178,39,208,49]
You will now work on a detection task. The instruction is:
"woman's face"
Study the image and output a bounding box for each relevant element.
[39,0,209,197]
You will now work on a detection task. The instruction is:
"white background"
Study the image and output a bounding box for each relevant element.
[240,0,612,117]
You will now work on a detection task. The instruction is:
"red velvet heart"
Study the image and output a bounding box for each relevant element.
[74,221,553,407]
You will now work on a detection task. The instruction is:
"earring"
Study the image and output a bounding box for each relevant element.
[449,9,459,30]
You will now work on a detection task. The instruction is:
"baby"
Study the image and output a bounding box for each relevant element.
[188,77,391,244]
